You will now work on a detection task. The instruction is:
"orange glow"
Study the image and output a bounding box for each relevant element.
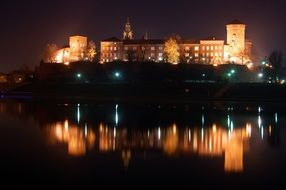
[45,121,96,156]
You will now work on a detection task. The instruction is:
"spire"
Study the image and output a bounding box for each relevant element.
[123,17,134,40]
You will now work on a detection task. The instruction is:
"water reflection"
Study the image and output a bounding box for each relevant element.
[0,101,283,174]
[45,120,96,156]
[44,120,251,172]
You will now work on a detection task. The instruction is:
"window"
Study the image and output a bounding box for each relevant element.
[185,53,190,57]
[215,52,218,57]
[219,46,222,50]
[151,53,155,57]
[215,46,218,50]
[206,53,209,57]
[110,47,113,51]
[211,46,214,50]
[202,53,205,57]
[202,46,205,51]
[206,46,210,51]
[151,47,155,51]
[185,47,190,51]
[219,52,222,57]
[114,47,117,51]
[159,46,163,50]
[211,53,213,57]
[124,47,128,50]
[102,47,105,51]
[158,53,163,57]
[195,53,199,57]
[194,46,199,51]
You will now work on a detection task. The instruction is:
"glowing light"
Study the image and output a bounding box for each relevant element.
[64,62,70,66]
[64,120,69,131]
[76,73,82,78]
[85,123,88,137]
[158,127,161,140]
[246,123,252,137]
[77,104,80,124]
[261,127,264,140]
[258,73,263,78]
[188,129,191,142]
[275,113,278,124]
[115,104,119,126]
[115,72,120,78]
[113,127,117,138]
[269,125,272,136]
[258,115,262,128]
[202,114,205,126]
[173,124,177,134]
[212,124,217,133]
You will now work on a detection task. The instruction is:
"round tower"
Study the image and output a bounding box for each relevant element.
[226,19,246,54]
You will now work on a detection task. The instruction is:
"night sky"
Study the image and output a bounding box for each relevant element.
[0,0,285,72]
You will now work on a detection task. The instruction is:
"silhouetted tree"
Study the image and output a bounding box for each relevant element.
[269,50,284,81]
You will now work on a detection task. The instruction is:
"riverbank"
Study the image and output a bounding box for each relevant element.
[2,82,286,103]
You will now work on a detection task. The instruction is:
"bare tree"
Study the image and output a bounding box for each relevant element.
[86,41,97,62]
[42,44,58,63]
[269,50,284,81]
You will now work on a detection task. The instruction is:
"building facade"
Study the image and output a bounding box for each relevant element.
[100,19,252,66]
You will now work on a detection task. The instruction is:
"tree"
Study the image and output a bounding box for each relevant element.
[164,37,180,64]
[42,44,58,63]
[86,41,97,62]
[269,50,284,81]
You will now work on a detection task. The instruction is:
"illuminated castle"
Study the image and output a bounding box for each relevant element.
[100,19,253,66]
[54,36,88,65]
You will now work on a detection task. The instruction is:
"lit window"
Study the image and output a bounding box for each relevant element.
[107,47,109,51]
[194,46,199,51]
[114,53,117,57]
[219,52,222,57]
[202,46,205,51]
[211,53,213,57]
[202,53,205,57]
[206,53,209,57]
[195,53,199,57]
[151,47,155,51]
[185,47,190,51]
[102,47,105,51]
[151,53,155,57]
[185,53,190,57]
[114,47,117,51]
[211,46,214,50]
[215,52,218,56]
[219,46,222,50]
[206,46,210,51]
[159,46,163,50]
[110,47,113,51]
[158,53,163,57]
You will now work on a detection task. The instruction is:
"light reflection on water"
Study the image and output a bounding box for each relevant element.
[45,120,252,172]
[0,101,284,177]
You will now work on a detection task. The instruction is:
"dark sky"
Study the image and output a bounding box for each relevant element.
[0,0,285,72]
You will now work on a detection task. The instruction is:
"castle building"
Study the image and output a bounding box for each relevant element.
[55,36,88,64]
[100,19,252,66]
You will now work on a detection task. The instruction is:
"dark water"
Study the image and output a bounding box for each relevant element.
[0,100,286,187]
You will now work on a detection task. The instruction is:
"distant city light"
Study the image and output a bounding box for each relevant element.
[231,69,235,74]
[258,73,263,78]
